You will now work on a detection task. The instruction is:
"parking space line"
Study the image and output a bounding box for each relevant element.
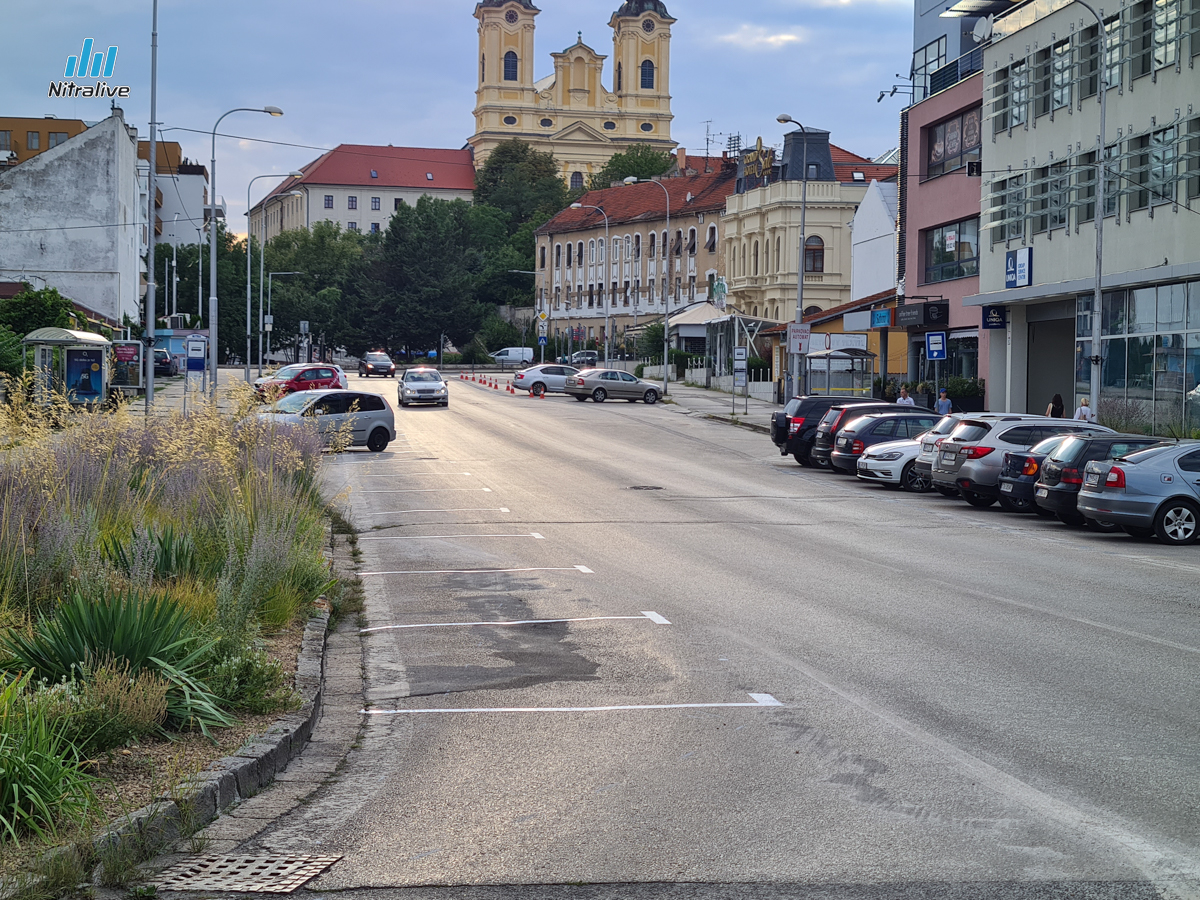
[360,610,668,634]
[359,508,510,515]
[357,533,545,542]
[363,693,782,715]
[359,488,493,494]
[357,473,472,478]
[359,565,593,577]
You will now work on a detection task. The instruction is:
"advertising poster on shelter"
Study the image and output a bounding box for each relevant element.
[65,348,103,402]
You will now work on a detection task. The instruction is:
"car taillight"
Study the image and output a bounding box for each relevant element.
[851,440,864,455]
[832,411,848,432]
[1021,457,1039,477]
[1060,467,1083,485]
[1106,467,1126,489]
[960,446,994,460]
[934,438,945,448]
[788,416,805,436]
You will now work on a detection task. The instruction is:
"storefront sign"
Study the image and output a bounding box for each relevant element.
[896,302,950,329]
[871,309,893,328]
[982,306,1008,329]
[896,305,924,328]
[1005,247,1033,289]
[843,311,872,331]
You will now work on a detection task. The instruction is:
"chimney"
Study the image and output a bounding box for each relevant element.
[677,147,687,174]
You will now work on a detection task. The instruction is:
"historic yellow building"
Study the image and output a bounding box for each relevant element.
[469,0,676,189]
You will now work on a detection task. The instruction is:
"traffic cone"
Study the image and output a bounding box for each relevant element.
[493,381,498,390]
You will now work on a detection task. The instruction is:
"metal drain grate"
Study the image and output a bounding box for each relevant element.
[629,485,664,491]
[156,855,341,893]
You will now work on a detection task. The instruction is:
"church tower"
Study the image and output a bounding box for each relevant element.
[609,0,674,144]
[473,0,540,149]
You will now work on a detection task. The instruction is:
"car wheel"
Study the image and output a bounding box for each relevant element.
[573,395,587,402]
[997,494,1035,513]
[366,428,389,453]
[531,382,546,396]
[1154,499,1200,545]
[793,452,811,467]
[901,462,931,493]
[1084,517,1122,533]
[399,400,408,408]
[592,388,607,402]
[962,490,996,508]
[643,389,658,404]
[934,485,959,497]
[1122,525,1155,539]
[1057,511,1087,527]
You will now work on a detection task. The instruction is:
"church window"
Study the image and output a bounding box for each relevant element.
[616,63,622,92]
[505,10,518,24]
[481,55,485,82]
[603,121,616,131]
[570,172,584,190]
[640,123,654,132]
[503,116,517,126]
[641,60,655,89]
[503,51,519,82]
[541,118,554,128]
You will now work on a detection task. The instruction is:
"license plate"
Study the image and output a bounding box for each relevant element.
[1036,488,1049,498]
[1000,482,1013,493]
[1086,473,1100,485]
[941,452,958,464]
[857,459,868,470]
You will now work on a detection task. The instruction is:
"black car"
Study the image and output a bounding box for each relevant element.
[995,433,1079,514]
[770,397,882,467]
[152,348,177,377]
[829,412,940,475]
[359,352,396,378]
[1035,433,1162,528]
[811,402,934,469]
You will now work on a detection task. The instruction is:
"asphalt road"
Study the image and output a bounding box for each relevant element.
[252,373,1200,899]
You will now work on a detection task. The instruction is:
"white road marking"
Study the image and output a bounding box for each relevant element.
[358,488,492,494]
[360,613,657,634]
[359,508,510,516]
[530,532,545,540]
[356,533,545,542]
[356,473,472,478]
[359,565,594,577]
[641,610,671,625]
[362,693,783,716]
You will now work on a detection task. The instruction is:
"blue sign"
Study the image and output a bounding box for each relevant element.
[871,308,892,329]
[982,305,1008,329]
[926,331,947,361]
[1005,247,1033,289]
[538,335,547,346]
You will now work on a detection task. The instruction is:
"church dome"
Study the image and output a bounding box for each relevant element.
[477,0,538,8]
[614,0,670,16]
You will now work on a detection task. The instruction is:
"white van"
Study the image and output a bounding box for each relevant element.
[490,347,534,368]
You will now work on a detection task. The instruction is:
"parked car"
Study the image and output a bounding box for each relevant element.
[911,414,967,495]
[491,347,534,368]
[398,367,449,407]
[255,364,342,397]
[1039,434,1167,528]
[512,364,580,396]
[995,433,1081,515]
[1077,442,1200,544]
[770,396,880,467]
[830,412,940,475]
[561,350,598,367]
[152,348,178,377]
[565,369,660,404]
[358,352,396,378]
[932,416,1110,507]
[332,364,349,389]
[810,401,933,469]
[257,389,395,452]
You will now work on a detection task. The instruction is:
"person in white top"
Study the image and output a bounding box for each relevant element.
[1073,397,1097,423]
[896,387,916,407]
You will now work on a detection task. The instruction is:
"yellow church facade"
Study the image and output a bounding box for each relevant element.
[469,0,677,189]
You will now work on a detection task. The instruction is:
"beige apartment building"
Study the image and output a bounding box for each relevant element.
[470,0,676,190]
[534,154,736,347]
[723,129,897,322]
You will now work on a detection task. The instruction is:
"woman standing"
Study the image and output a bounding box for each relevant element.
[1045,393,1065,418]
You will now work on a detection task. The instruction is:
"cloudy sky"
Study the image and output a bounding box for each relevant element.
[4,0,914,235]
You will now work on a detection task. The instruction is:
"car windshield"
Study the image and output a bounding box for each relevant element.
[365,354,391,363]
[1047,435,1087,462]
[267,394,312,414]
[931,415,959,435]
[405,371,442,383]
[949,421,991,442]
[818,409,840,427]
[783,399,803,416]
[271,365,304,380]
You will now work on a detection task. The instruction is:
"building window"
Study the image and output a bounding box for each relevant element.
[1076,151,1098,224]
[927,108,982,177]
[26,131,39,150]
[0,132,10,152]
[395,198,403,211]
[1153,0,1183,68]
[324,195,334,209]
[648,232,656,258]
[566,243,573,267]
[570,171,584,190]
[707,225,717,252]
[577,241,584,265]
[634,234,642,260]
[912,36,947,101]
[1188,119,1200,200]
[481,55,486,82]
[1032,163,1070,233]
[752,240,760,276]
[687,228,697,256]
[347,196,357,210]
[804,236,824,273]
[1129,134,1152,210]
[598,238,605,263]
[504,51,519,82]
[1132,0,1155,78]
[48,132,68,148]
[1052,40,1072,110]
[540,245,546,269]
[1149,126,1178,205]
[991,175,1026,244]
[370,223,380,233]
[555,244,562,267]
[924,218,979,283]
[992,62,1029,133]
[347,222,358,231]
[589,240,595,264]
[616,63,622,92]
[371,196,380,210]
[641,60,655,89]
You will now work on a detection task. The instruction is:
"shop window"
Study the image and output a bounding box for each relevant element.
[1077,294,1094,339]
[1129,287,1157,333]
[1103,290,1128,335]
[927,108,983,177]
[924,217,979,283]
[804,236,824,273]
[1158,283,1188,331]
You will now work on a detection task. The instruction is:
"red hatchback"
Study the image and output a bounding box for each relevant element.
[256,364,341,397]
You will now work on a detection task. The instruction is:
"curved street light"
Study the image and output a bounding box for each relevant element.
[623,176,670,397]
[208,106,283,396]
[246,172,303,381]
[778,113,809,397]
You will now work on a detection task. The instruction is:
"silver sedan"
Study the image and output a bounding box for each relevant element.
[1077,441,1200,544]
[565,369,660,404]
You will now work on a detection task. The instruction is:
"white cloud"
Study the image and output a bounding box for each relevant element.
[717,25,807,50]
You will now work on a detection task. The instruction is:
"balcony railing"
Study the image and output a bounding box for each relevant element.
[928,47,984,97]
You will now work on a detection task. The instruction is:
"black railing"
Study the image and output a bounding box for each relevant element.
[928,47,984,96]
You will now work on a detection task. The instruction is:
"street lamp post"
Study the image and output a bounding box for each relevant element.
[195,225,205,319]
[169,213,179,318]
[259,190,303,377]
[209,106,283,397]
[778,114,809,398]
[570,202,609,365]
[245,173,302,382]
[267,271,302,366]
[624,176,670,397]
[144,0,160,412]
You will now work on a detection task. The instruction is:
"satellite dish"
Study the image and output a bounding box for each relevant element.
[972,15,994,43]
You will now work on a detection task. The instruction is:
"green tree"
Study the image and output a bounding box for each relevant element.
[588,145,674,191]
[154,224,248,363]
[0,286,78,336]
[0,325,22,379]
[473,141,567,234]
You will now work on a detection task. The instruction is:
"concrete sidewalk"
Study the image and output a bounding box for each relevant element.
[660,381,779,434]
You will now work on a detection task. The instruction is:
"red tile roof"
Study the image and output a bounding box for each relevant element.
[830,144,897,184]
[537,160,737,235]
[760,289,898,333]
[260,145,475,203]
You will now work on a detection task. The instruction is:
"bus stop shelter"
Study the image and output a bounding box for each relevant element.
[806,347,876,398]
[21,327,112,404]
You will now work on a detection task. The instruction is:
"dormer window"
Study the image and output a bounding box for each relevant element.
[426,173,434,181]
[852,171,865,182]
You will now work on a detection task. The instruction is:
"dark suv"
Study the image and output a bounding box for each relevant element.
[810,402,933,469]
[770,397,880,467]
[1035,433,1162,528]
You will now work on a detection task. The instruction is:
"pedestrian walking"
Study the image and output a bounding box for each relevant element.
[935,388,952,415]
[1045,393,1065,418]
[896,387,916,407]
[1073,396,1097,423]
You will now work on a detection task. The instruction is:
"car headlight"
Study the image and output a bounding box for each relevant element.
[874,451,904,461]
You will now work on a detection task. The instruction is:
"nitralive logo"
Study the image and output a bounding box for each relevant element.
[49,38,130,99]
